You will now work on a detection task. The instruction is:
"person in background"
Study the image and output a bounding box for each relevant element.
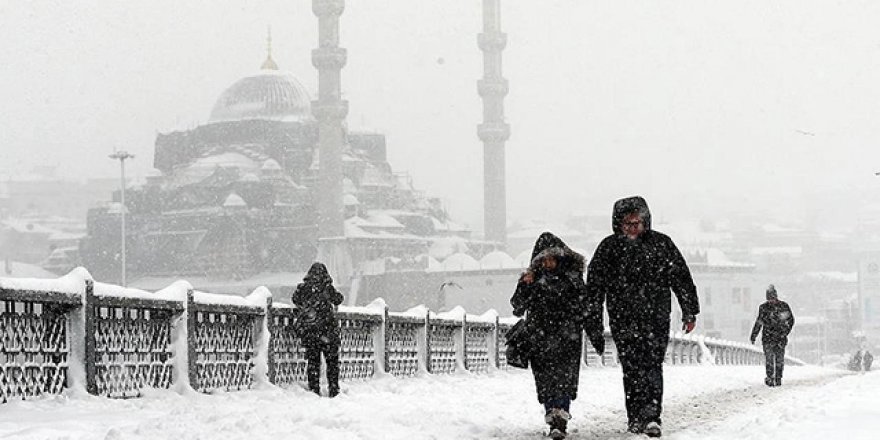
[511,232,601,440]
[586,196,700,438]
[750,284,795,387]
[292,262,344,397]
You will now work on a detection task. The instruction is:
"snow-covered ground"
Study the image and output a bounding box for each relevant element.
[0,366,872,440]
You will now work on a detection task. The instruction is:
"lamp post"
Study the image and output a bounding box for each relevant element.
[108,150,134,286]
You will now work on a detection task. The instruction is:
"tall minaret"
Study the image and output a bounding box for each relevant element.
[478,0,510,247]
[312,0,347,238]
[312,0,352,285]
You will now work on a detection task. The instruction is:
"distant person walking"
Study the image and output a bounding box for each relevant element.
[750,284,795,387]
[511,232,601,440]
[586,196,700,438]
[850,349,873,372]
[292,262,345,397]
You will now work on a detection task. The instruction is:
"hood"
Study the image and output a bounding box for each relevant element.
[612,196,652,235]
[766,284,778,301]
[303,262,333,286]
[529,231,586,274]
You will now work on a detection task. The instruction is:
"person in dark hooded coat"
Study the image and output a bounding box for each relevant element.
[292,262,345,397]
[511,232,602,439]
[586,196,700,438]
[750,284,794,386]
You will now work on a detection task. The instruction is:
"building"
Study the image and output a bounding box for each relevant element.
[0,170,108,272]
[80,53,475,295]
[675,248,763,341]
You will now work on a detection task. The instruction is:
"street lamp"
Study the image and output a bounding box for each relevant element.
[108,150,134,286]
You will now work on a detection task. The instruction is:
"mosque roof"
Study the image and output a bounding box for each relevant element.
[208,70,312,123]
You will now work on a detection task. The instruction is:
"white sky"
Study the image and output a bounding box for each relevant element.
[2,0,880,233]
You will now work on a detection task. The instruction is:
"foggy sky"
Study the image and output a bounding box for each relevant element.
[2,0,880,235]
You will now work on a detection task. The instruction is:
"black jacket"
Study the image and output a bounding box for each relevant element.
[510,232,589,403]
[586,196,700,338]
[750,300,794,345]
[292,263,344,340]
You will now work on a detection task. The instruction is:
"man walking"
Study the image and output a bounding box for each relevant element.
[750,285,795,387]
[292,262,345,397]
[586,196,700,438]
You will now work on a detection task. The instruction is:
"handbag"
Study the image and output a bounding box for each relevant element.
[505,317,531,369]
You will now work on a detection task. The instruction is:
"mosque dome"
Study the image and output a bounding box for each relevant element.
[208,68,312,123]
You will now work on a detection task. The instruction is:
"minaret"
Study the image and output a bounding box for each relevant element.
[312,0,347,238]
[261,26,279,70]
[312,0,352,285]
[478,0,510,247]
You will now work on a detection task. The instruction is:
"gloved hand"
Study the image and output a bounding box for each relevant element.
[589,332,605,355]
[750,337,755,345]
[682,315,696,334]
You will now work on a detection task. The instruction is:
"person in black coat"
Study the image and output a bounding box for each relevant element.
[292,262,345,397]
[750,284,794,387]
[850,350,865,371]
[586,196,700,438]
[511,232,601,439]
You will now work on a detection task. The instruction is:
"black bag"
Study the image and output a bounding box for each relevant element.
[291,287,335,337]
[505,318,531,369]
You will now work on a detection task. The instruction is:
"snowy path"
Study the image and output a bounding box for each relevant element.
[0,366,871,440]
[570,373,844,439]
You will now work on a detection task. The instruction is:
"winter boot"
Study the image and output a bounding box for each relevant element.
[764,377,774,387]
[643,421,662,438]
[774,377,782,387]
[544,408,570,438]
[627,421,644,434]
[548,428,566,440]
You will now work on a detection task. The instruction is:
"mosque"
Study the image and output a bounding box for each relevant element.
[79,49,489,293]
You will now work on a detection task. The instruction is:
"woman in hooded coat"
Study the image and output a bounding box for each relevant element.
[292,262,345,397]
[511,232,599,438]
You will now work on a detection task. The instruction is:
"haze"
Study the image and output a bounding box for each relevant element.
[2,0,880,234]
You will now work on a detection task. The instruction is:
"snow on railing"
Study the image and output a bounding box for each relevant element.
[0,268,801,403]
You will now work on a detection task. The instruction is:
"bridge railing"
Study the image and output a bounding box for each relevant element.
[1,268,802,404]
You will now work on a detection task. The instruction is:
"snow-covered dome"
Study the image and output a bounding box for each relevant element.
[514,250,533,268]
[239,173,260,183]
[479,251,517,269]
[441,253,480,271]
[223,193,247,208]
[208,70,312,123]
[261,159,282,171]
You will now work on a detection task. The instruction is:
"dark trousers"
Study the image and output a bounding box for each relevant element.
[543,398,571,414]
[614,321,670,426]
[763,341,786,384]
[304,332,340,396]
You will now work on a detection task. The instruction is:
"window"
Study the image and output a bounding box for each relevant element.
[732,287,741,304]
[742,288,751,310]
[704,287,712,306]
[704,314,715,330]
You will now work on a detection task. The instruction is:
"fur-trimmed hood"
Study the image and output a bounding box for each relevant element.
[528,231,586,275]
[612,196,652,235]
